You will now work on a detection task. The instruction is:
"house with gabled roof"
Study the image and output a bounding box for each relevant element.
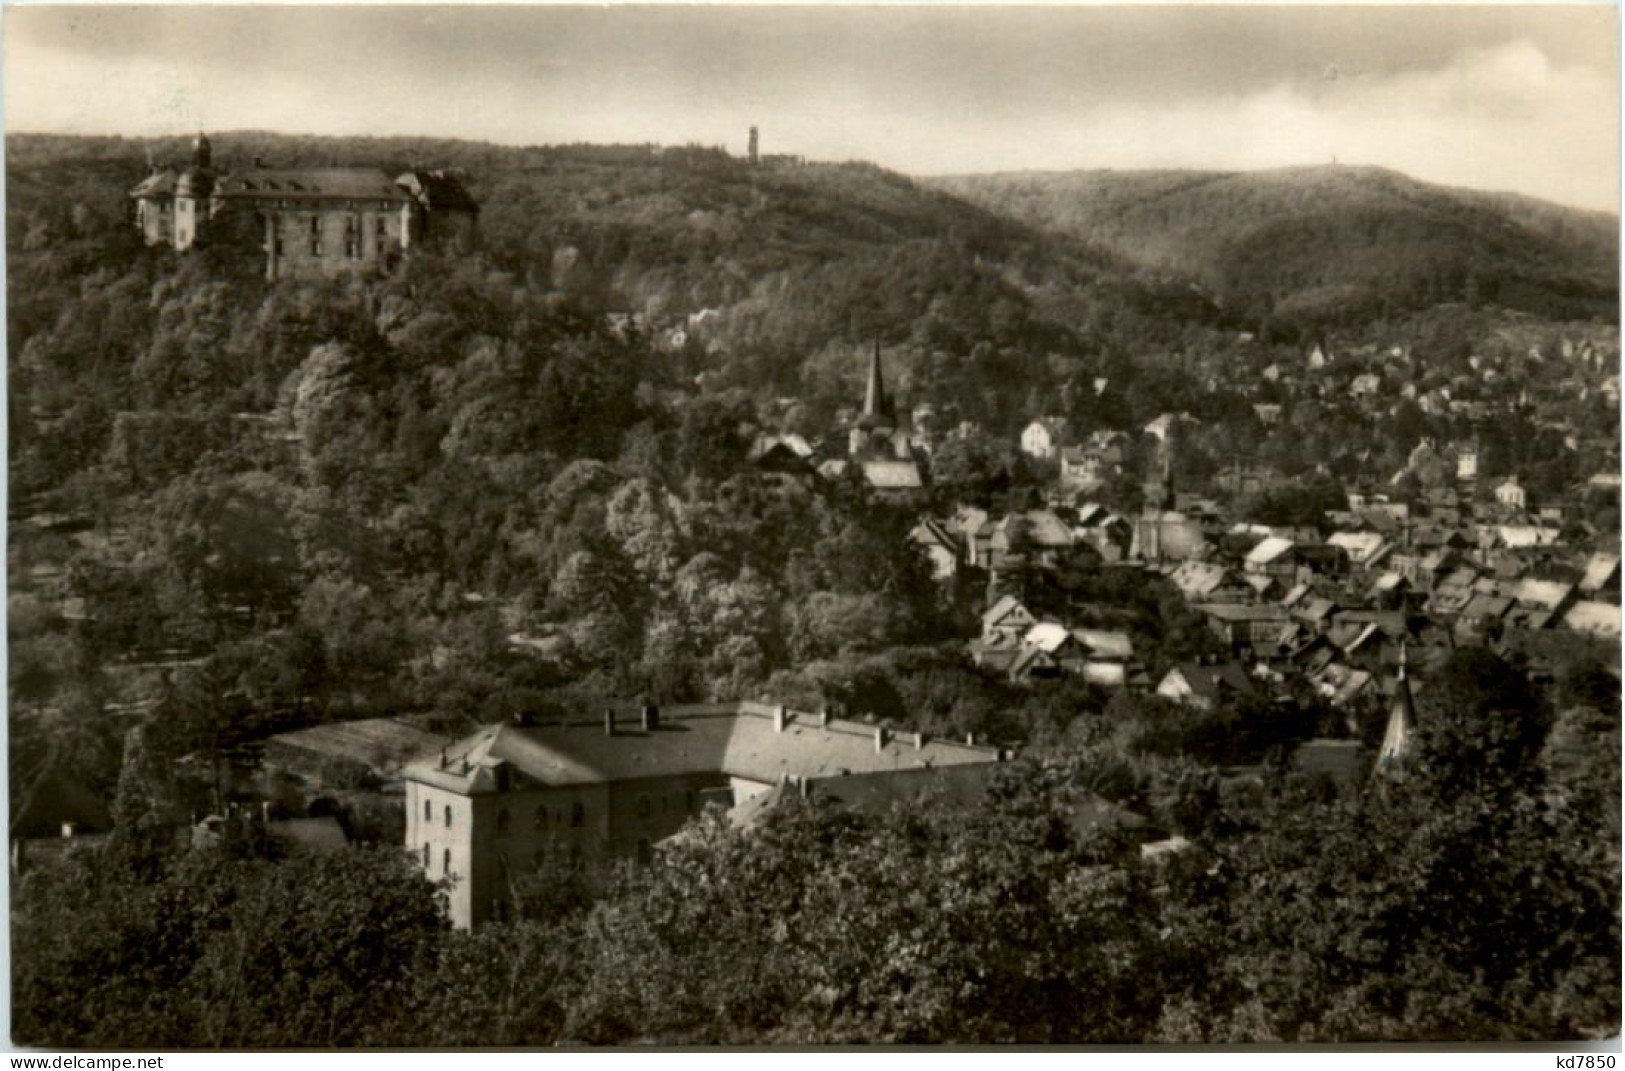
[1156,660,1259,710]
[981,595,1038,643]
[1020,417,1069,461]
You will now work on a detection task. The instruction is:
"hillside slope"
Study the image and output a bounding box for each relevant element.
[930,166,1619,326]
[7,132,1223,427]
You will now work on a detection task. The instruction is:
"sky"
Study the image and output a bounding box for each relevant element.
[3,4,1619,211]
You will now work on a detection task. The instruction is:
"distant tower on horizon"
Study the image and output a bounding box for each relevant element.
[748,126,760,166]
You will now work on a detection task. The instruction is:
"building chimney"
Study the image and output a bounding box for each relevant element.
[60,821,76,839]
[818,708,830,728]
[874,726,888,753]
[774,705,788,732]
[913,731,924,750]
[440,747,448,768]
[604,708,615,736]
[798,777,810,800]
[966,732,976,746]
[642,704,660,732]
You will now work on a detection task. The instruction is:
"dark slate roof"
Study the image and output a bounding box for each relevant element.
[215,168,410,203]
[396,170,480,212]
[1168,660,1257,700]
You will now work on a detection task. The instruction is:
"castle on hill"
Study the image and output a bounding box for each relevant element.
[129,133,478,281]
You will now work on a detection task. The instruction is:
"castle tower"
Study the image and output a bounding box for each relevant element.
[1376,640,1417,777]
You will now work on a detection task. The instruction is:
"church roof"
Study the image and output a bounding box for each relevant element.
[1376,646,1417,776]
[857,342,896,430]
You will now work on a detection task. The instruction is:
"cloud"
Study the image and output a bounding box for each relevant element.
[5,13,1615,212]
[904,40,1617,212]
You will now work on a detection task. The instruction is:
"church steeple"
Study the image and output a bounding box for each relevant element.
[858,338,894,430]
[1376,639,1416,777]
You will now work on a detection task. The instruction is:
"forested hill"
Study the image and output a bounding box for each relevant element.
[930,165,1619,326]
[8,132,1228,421]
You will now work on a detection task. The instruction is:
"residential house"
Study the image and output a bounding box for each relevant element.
[1196,603,1291,651]
[1561,601,1622,641]
[982,595,1038,643]
[1495,477,1528,510]
[1156,660,1259,710]
[909,520,961,582]
[1243,537,1299,582]
[1578,553,1621,599]
[1020,417,1069,461]
[1169,560,1254,604]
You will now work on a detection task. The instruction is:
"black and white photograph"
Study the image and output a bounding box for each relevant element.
[2,1,1620,1050]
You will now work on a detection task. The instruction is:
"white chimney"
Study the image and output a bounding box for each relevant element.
[874,726,888,753]
[59,821,76,839]
[774,705,788,732]
[913,731,924,750]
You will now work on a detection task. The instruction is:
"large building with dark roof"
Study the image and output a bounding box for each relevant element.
[403,701,1007,928]
[130,133,477,280]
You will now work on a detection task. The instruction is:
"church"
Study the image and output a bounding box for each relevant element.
[129,133,478,280]
[845,342,926,497]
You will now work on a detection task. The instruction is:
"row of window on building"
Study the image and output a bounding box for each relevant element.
[422,791,695,837]
[266,214,390,259]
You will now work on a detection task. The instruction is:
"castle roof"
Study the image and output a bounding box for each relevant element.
[214,168,411,203]
[129,169,179,198]
[396,170,480,212]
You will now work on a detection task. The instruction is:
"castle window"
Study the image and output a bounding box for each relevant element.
[422,843,430,869]
[444,804,453,829]
[496,809,511,839]
[345,216,359,259]
[424,799,432,822]
[570,801,585,828]
[309,215,322,256]
[534,805,547,829]
[442,848,451,875]
[376,215,388,250]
